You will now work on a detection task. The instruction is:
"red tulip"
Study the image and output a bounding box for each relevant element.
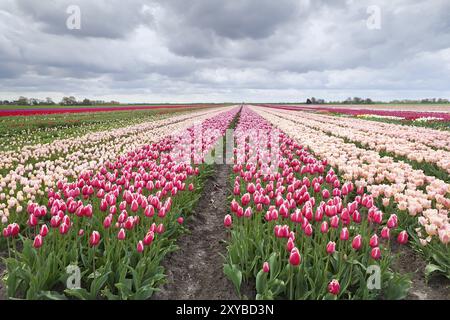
[369,234,379,248]
[387,214,398,229]
[224,214,232,228]
[381,227,390,239]
[326,241,336,255]
[33,235,43,249]
[2,227,10,238]
[244,207,252,218]
[131,200,139,213]
[103,215,112,229]
[137,240,144,253]
[320,221,329,233]
[371,247,381,260]
[352,235,362,250]
[330,215,339,229]
[117,228,126,240]
[10,223,20,237]
[286,238,295,252]
[247,183,256,194]
[340,227,349,241]
[40,224,49,237]
[28,214,38,227]
[289,248,301,266]
[304,224,313,237]
[78,229,85,236]
[188,183,194,191]
[328,279,340,295]
[177,217,184,224]
[59,222,69,235]
[89,231,101,247]
[143,231,154,246]
[241,193,251,206]
[263,262,270,273]
[155,223,165,234]
[397,230,408,244]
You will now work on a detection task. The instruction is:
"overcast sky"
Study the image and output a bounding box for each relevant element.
[0,0,450,103]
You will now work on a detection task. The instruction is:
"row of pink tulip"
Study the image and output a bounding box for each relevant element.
[223,107,410,300]
[0,107,234,225]
[274,110,450,171]
[2,107,239,299]
[252,106,449,247]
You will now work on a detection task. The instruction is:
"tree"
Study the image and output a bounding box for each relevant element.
[17,96,29,105]
[60,96,77,105]
[45,97,55,105]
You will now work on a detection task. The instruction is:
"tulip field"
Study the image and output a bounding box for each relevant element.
[0,104,449,300]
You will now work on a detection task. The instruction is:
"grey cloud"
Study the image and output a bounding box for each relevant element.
[0,0,450,102]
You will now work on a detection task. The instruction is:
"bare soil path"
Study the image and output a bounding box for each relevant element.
[153,164,240,300]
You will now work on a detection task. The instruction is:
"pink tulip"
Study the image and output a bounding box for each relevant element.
[40,224,49,237]
[263,262,270,273]
[289,248,301,266]
[137,241,144,253]
[33,235,43,249]
[352,235,362,250]
[326,241,336,255]
[143,231,154,246]
[340,227,349,241]
[371,247,381,260]
[381,227,390,239]
[397,231,408,244]
[89,231,101,247]
[369,234,379,248]
[320,221,329,233]
[328,279,340,295]
[117,228,126,240]
[224,214,232,228]
[304,224,313,237]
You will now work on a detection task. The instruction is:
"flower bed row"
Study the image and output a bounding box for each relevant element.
[1,107,239,299]
[0,107,230,225]
[252,106,449,278]
[223,107,411,300]
[274,110,450,173]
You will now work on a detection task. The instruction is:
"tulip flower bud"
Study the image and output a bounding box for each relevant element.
[328,279,340,295]
[320,221,329,234]
[263,262,270,273]
[117,228,126,240]
[381,227,390,239]
[371,247,381,260]
[397,230,408,244]
[33,234,43,249]
[369,234,379,248]
[286,238,295,252]
[40,224,49,237]
[304,224,313,237]
[89,231,101,247]
[352,235,362,250]
[326,241,336,255]
[340,227,349,241]
[137,240,144,253]
[103,215,112,229]
[177,216,184,224]
[10,223,20,237]
[224,214,232,228]
[289,248,301,266]
[143,231,154,246]
[59,222,69,235]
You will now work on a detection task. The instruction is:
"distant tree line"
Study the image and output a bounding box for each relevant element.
[305,97,450,104]
[0,96,120,106]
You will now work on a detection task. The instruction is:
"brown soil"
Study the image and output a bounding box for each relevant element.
[391,242,449,300]
[153,164,254,300]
